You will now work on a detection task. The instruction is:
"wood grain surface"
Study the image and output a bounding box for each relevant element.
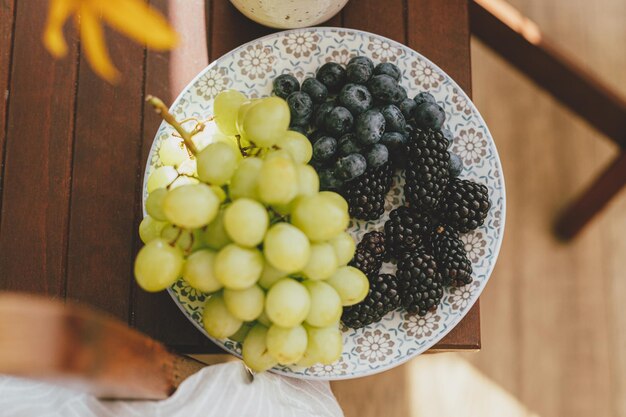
[0,0,79,296]
[0,0,479,358]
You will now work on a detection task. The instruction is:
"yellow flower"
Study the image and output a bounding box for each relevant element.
[43,0,178,83]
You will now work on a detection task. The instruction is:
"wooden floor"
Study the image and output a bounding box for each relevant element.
[332,0,626,416]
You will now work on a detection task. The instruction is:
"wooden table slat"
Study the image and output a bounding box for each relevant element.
[65,27,145,319]
[407,0,479,349]
[407,0,472,94]
[0,1,78,296]
[0,0,16,192]
[342,0,406,43]
[131,0,211,347]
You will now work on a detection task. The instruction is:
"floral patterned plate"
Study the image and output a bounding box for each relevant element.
[144,27,506,380]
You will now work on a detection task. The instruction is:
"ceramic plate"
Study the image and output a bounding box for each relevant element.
[144,27,506,380]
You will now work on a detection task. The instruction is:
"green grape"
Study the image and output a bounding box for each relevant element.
[223,284,264,321]
[176,158,197,177]
[163,183,219,229]
[264,148,293,162]
[242,324,278,372]
[214,244,263,290]
[265,278,310,327]
[326,266,369,306]
[318,191,349,212]
[147,166,178,193]
[242,97,290,147]
[329,232,356,266]
[266,324,307,365]
[161,224,203,254]
[214,89,247,135]
[158,136,189,167]
[296,165,319,197]
[224,198,269,247]
[134,238,184,292]
[258,262,287,290]
[303,281,342,327]
[257,310,272,327]
[229,322,253,343]
[263,223,310,273]
[276,131,312,164]
[257,154,298,205]
[297,324,343,367]
[196,142,239,186]
[302,242,338,281]
[229,157,262,200]
[138,216,167,244]
[202,294,243,339]
[169,175,199,189]
[210,185,227,202]
[145,188,168,221]
[291,194,350,242]
[202,208,232,250]
[236,99,260,136]
[182,249,222,293]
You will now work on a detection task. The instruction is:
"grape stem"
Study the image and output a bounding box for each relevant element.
[146,95,200,155]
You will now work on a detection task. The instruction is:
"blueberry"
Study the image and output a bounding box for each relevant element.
[397,85,408,102]
[323,106,354,137]
[380,104,406,133]
[346,62,373,84]
[319,169,344,190]
[309,129,327,144]
[316,62,346,92]
[381,131,408,166]
[313,101,335,127]
[381,131,407,150]
[398,98,417,120]
[289,125,308,136]
[441,127,454,146]
[414,92,436,106]
[413,102,446,130]
[301,78,328,104]
[287,92,314,126]
[338,133,362,156]
[312,136,338,161]
[366,143,389,168]
[367,75,405,104]
[373,62,401,81]
[449,152,463,177]
[355,109,386,145]
[348,56,374,72]
[335,153,367,180]
[338,83,373,115]
[272,74,300,99]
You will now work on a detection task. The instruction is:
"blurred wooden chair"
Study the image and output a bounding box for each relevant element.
[469,0,626,240]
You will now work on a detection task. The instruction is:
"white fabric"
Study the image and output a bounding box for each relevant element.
[0,362,343,417]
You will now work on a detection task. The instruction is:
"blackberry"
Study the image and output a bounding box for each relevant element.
[439,178,490,233]
[430,226,472,286]
[384,206,432,257]
[340,163,393,221]
[359,231,386,260]
[404,128,450,211]
[348,231,386,277]
[396,250,444,316]
[342,274,401,329]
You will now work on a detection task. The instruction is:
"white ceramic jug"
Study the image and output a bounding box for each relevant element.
[229,0,349,29]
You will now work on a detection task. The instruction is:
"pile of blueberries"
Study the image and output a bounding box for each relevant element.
[272,56,462,188]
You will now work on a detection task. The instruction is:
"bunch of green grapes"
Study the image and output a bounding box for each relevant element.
[135,90,369,372]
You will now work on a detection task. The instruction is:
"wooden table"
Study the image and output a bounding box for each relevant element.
[0,0,479,353]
